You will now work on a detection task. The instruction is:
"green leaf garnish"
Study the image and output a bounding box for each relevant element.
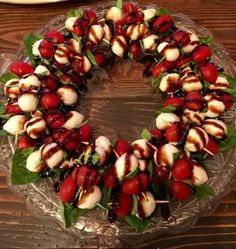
[60,203,89,228]
[100,186,112,206]
[155,105,177,116]
[150,73,165,88]
[147,160,154,178]
[72,33,82,43]
[23,33,44,66]
[0,113,12,120]
[123,169,138,180]
[218,72,236,88]
[131,195,138,216]
[173,151,181,162]
[0,129,11,136]
[75,119,88,129]
[91,152,100,165]
[140,128,153,140]
[110,138,117,147]
[116,0,122,9]
[86,51,99,69]
[67,9,83,18]
[155,7,170,16]
[199,36,213,47]
[194,184,214,198]
[190,152,204,162]
[0,72,19,85]
[123,215,149,233]
[11,148,41,185]
[219,126,236,152]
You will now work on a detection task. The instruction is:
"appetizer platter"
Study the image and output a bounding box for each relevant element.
[0,0,236,247]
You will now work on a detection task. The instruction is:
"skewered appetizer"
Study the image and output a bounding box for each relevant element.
[1,0,236,232]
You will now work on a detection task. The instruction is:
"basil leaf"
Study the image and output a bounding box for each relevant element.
[11,148,41,185]
[199,36,213,47]
[123,215,149,233]
[194,184,214,198]
[123,169,138,180]
[0,72,19,84]
[116,0,122,9]
[147,160,154,178]
[131,195,138,216]
[155,105,177,116]
[155,7,170,16]
[150,73,165,88]
[190,152,204,162]
[140,128,153,140]
[110,138,116,147]
[23,34,44,66]
[60,203,89,228]
[75,119,88,129]
[0,129,11,136]
[86,51,99,69]
[91,152,100,165]
[72,33,82,43]
[0,104,5,114]
[219,126,236,152]
[100,186,112,206]
[67,9,83,18]
[0,113,12,120]
[173,151,181,162]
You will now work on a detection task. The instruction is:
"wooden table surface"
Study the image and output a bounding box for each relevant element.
[0,0,236,248]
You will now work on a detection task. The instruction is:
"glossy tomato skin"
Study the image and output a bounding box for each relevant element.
[199,62,218,83]
[114,139,130,157]
[78,124,92,141]
[45,30,64,44]
[113,192,132,217]
[152,61,167,78]
[59,176,77,203]
[10,62,34,77]
[39,92,61,110]
[152,15,173,33]
[220,94,234,110]
[17,134,36,150]
[185,92,203,111]
[165,122,186,143]
[192,45,211,63]
[171,180,192,201]
[163,97,185,110]
[6,102,23,114]
[172,158,192,180]
[204,138,219,155]
[103,165,117,189]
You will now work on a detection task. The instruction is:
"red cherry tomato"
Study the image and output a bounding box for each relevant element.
[152,61,167,78]
[10,62,34,77]
[114,139,130,156]
[17,134,36,150]
[45,111,65,128]
[204,138,219,155]
[165,122,186,143]
[78,124,92,141]
[103,165,117,189]
[59,176,77,203]
[38,39,54,59]
[149,128,163,140]
[172,158,192,180]
[171,180,192,201]
[123,2,138,13]
[113,192,132,217]
[39,92,61,110]
[192,45,212,63]
[185,92,203,111]
[152,15,173,33]
[45,30,64,44]
[199,62,218,83]
[163,97,185,110]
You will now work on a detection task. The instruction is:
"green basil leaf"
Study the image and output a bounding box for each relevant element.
[194,184,214,198]
[116,0,122,9]
[100,186,112,206]
[155,105,177,116]
[0,104,5,114]
[91,152,100,165]
[60,203,89,228]
[110,138,117,147]
[86,51,99,69]
[140,128,153,140]
[155,7,170,16]
[0,129,11,136]
[123,169,138,180]
[219,126,236,152]
[151,182,161,196]
[123,215,149,233]
[173,151,181,162]
[23,34,44,66]
[150,73,165,88]
[147,160,154,179]
[0,72,19,85]
[190,152,205,162]
[199,36,213,47]
[0,113,12,120]
[67,9,83,18]
[72,33,82,43]
[11,148,41,185]
[131,195,138,216]
[218,72,236,88]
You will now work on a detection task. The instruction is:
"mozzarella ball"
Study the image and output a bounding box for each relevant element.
[41,142,64,169]
[19,74,41,91]
[163,47,180,62]
[65,17,77,32]
[32,39,44,57]
[156,112,180,130]
[154,143,179,167]
[159,73,180,93]
[77,185,102,209]
[4,79,20,99]
[157,42,168,53]
[126,24,148,41]
[182,109,205,126]
[106,6,123,22]
[95,136,111,154]
[209,76,229,90]
[182,32,199,53]
[202,119,227,139]
[138,159,148,171]
[142,34,159,52]
[204,94,225,118]
[180,73,202,92]
[65,38,81,54]
[57,86,78,106]
[185,127,209,152]
[103,24,112,41]
[26,150,45,172]
[54,45,71,64]
[24,116,46,139]
[3,115,28,135]
[143,8,156,22]
[18,92,38,112]
[192,164,208,186]
[63,111,84,129]
[131,139,152,159]
[95,145,107,165]
[137,191,155,218]
[111,36,127,57]
[88,24,104,44]
[34,65,50,76]
[114,153,139,180]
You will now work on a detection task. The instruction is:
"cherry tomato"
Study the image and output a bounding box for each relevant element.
[171,180,192,201]
[60,176,77,202]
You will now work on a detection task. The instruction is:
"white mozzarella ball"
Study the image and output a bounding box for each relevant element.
[111,36,127,57]
[34,65,50,76]
[181,73,202,92]
[156,112,180,130]
[138,159,148,171]
[3,115,28,135]
[114,153,139,180]
[18,92,38,112]
[163,47,180,62]
[202,119,227,139]
[106,6,123,22]
[103,24,112,41]
[142,34,158,52]
[24,116,46,139]
[126,24,148,41]
[57,86,78,106]
[192,164,208,186]
[159,73,180,93]
[157,42,168,53]
[204,95,225,118]
[77,185,102,209]
[19,74,41,90]
[26,150,45,172]
[95,136,111,154]
[131,139,152,159]
[185,127,209,152]
[182,109,205,126]
[95,145,107,165]
[4,79,20,99]
[154,143,179,167]
[32,39,43,57]
[54,45,70,64]
[65,17,77,32]
[63,111,84,129]
[88,24,104,44]
[66,38,81,53]
[143,8,156,22]
[137,191,156,218]
[182,32,199,53]
[209,76,229,90]
[41,142,64,169]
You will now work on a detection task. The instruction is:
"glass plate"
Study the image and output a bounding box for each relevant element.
[0,2,236,248]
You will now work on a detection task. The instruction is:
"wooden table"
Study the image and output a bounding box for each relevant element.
[0,0,236,248]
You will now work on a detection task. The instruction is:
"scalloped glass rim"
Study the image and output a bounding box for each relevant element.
[1,2,236,247]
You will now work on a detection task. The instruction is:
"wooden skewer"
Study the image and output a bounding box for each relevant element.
[155,200,170,204]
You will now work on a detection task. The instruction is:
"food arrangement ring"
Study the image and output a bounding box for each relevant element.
[0,1,236,248]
